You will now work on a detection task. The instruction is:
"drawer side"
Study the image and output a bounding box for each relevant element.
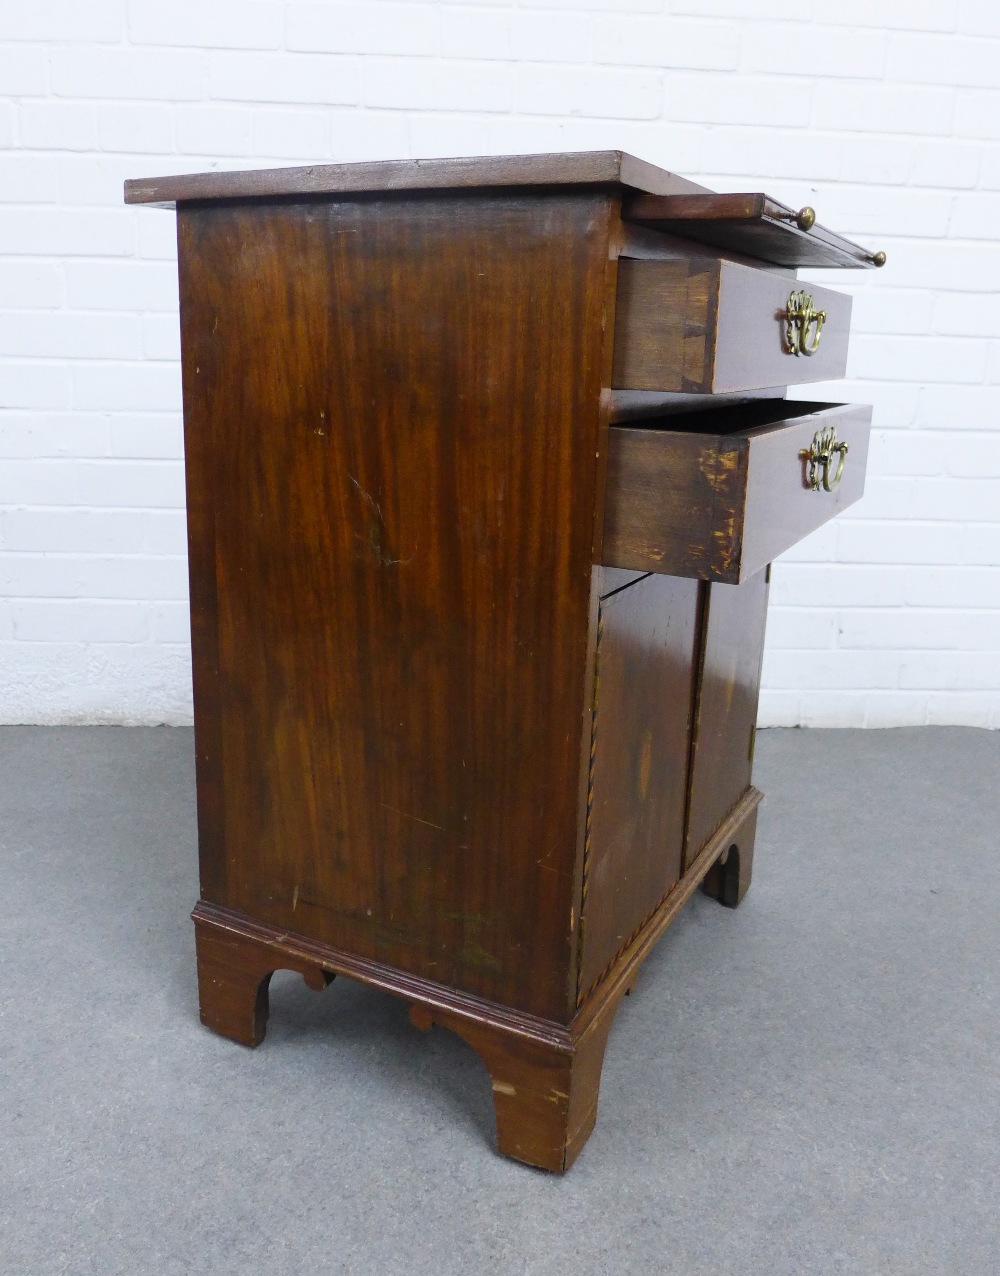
[611,257,718,392]
[612,256,852,395]
[602,426,747,579]
[602,401,872,583]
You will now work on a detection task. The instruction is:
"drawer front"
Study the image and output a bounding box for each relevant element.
[602,401,871,583]
[612,257,851,394]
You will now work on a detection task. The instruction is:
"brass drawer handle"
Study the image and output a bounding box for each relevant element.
[802,425,848,492]
[783,289,826,356]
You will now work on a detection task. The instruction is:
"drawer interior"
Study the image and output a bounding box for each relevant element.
[611,397,843,437]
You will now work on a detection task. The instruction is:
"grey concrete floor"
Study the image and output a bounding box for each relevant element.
[0,726,997,1275]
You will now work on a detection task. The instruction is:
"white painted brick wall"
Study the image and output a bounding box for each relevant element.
[1,1,998,727]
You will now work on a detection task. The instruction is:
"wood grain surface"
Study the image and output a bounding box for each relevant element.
[154,156,880,1170]
[623,191,882,269]
[126,149,709,207]
[612,257,717,392]
[578,572,700,1000]
[189,775,760,1171]
[612,257,851,393]
[684,571,770,869]
[602,401,872,583]
[177,191,617,1022]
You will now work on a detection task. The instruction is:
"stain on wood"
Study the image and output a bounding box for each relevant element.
[177,191,616,1023]
[603,401,872,583]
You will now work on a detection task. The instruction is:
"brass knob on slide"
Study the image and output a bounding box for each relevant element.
[871,251,887,267]
[802,425,849,492]
[795,205,816,231]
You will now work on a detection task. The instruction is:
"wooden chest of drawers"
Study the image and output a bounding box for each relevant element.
[126,151,882,1171]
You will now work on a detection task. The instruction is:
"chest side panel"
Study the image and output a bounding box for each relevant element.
[177,192,613,1021]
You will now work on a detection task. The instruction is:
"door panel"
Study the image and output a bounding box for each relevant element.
[578,573,700,1000]
[684,570,770,868]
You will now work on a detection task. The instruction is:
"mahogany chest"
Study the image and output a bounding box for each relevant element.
[126,151,882,1171]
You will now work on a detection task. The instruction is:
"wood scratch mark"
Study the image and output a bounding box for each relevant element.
[348,475,415,566]
[292,884,299,911]
[348,473,383,522]
[492,1080,517,1096]
[381,802,446,832]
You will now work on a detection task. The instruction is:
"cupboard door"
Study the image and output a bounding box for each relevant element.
[684,570,770,870]
[578,573,700,1001]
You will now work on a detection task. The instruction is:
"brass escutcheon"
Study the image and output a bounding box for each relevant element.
[801,424,848,492]
[783,289,826,356]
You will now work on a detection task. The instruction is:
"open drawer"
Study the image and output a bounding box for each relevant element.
[602,400,871,584]
[612,256,852,394]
